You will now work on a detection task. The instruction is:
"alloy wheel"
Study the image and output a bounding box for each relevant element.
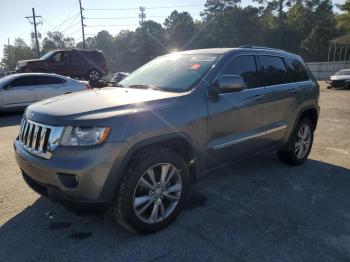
[89,70,100,80]
[133,163,182,224]
[295,124,312,159]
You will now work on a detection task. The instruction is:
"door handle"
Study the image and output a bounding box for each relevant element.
[289,88,297,93]
[250,94,265,101]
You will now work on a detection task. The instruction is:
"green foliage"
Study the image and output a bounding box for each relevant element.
[41,31,75,54]
[1,38,36,70]
[336,0,350,32]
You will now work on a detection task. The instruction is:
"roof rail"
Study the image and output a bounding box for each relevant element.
[239,45,286,52]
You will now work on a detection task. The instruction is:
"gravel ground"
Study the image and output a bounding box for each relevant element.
[0,82,350,261]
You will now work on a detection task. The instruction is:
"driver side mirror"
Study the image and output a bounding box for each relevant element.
[209,75,246,96]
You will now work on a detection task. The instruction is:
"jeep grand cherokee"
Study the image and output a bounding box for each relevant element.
[14,46,319,234]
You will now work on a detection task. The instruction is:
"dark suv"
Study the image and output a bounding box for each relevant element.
[14,46,319,234]
[15,49,108,81]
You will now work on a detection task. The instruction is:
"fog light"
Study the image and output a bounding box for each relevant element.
[57,173,79,188]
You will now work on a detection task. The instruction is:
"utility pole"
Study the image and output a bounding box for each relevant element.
[25,8,41,57]
[79,0,86,49]
[139,7,146,26]
[7,38,11,70]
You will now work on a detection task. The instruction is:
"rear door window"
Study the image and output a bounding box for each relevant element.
[35,76,66,85]
[10,76,36,87]
[70,52,83,63]
[284,58,309,82]
[222,55,259,88]
[260,56,289,86]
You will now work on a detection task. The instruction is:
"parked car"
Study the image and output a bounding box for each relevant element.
[111,72,129,83]
[15,49,108,81]
[14,47,319,234]
[328,69,350,89]
[0,73,91,112]
[0,71,15,78]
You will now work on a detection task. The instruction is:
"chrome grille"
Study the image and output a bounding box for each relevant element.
[18,119,63,159]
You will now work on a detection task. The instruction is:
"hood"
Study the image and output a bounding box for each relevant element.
[330,75,350,81]
[26,87,186,124]
[17,59,40,64]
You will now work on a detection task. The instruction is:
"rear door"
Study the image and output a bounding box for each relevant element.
[34,76,67,101]
[258,55,303,143]
[207,53,271,164]
[1,76,37,108]
[69,51,86,76]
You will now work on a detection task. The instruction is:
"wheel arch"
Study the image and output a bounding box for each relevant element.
[102,133,199,202]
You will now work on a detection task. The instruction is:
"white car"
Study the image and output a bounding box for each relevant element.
[0,73,91,112]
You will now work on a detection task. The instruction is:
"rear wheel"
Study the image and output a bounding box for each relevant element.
[277,118,314,165]
[88,69,100,81]
[110,147,190,234]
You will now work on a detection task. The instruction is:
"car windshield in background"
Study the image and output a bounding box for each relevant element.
[335,70,350,76]
[40,51,55,60]
[119,53,219,92]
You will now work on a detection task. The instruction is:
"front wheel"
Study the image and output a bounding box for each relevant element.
[110,147,190,234]
[277,118,314,165]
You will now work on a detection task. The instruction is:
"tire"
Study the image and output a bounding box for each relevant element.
[110,147,190,234]
[88,69,101,81]
[277,118,314,165]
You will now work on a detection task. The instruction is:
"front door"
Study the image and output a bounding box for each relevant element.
[206,53,270,165]
[48,52,69,76]
[1,76,37,108]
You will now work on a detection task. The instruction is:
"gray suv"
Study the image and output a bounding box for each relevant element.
[14,47,319,233]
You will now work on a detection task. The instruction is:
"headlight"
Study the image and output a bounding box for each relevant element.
[18,61,27,67]
[61,127,110,146]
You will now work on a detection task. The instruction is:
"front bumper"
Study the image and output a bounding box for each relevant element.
[14,139,128,206]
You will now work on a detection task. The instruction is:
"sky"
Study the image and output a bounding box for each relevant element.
[0,0,345,60]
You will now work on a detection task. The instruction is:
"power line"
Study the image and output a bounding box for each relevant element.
[85,24,138,27]
[84,4,202,11]
[85,13,200,20]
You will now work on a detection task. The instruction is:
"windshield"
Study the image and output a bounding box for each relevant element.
[40,51,56,60]
[119,53,219,92]
[335,70,350,76]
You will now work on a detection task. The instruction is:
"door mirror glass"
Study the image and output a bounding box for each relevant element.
[211,75,246,95]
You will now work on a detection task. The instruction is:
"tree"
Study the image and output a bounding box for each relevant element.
[41,31,75,54]
[336,0,350,32]
[300,0,337,61]
[164,11,196,50]
[134,21,166,66]
[1,38,36,70]
[284,3,314,53]
[254,0,295,48]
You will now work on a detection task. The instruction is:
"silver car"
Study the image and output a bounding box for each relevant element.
[0,73,90,112]
[328,69,350,89]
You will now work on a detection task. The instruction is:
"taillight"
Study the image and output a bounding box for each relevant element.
[86,83,93,90]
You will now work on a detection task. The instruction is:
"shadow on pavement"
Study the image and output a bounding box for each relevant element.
[1,153,350,261]
[0,112,22,127]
